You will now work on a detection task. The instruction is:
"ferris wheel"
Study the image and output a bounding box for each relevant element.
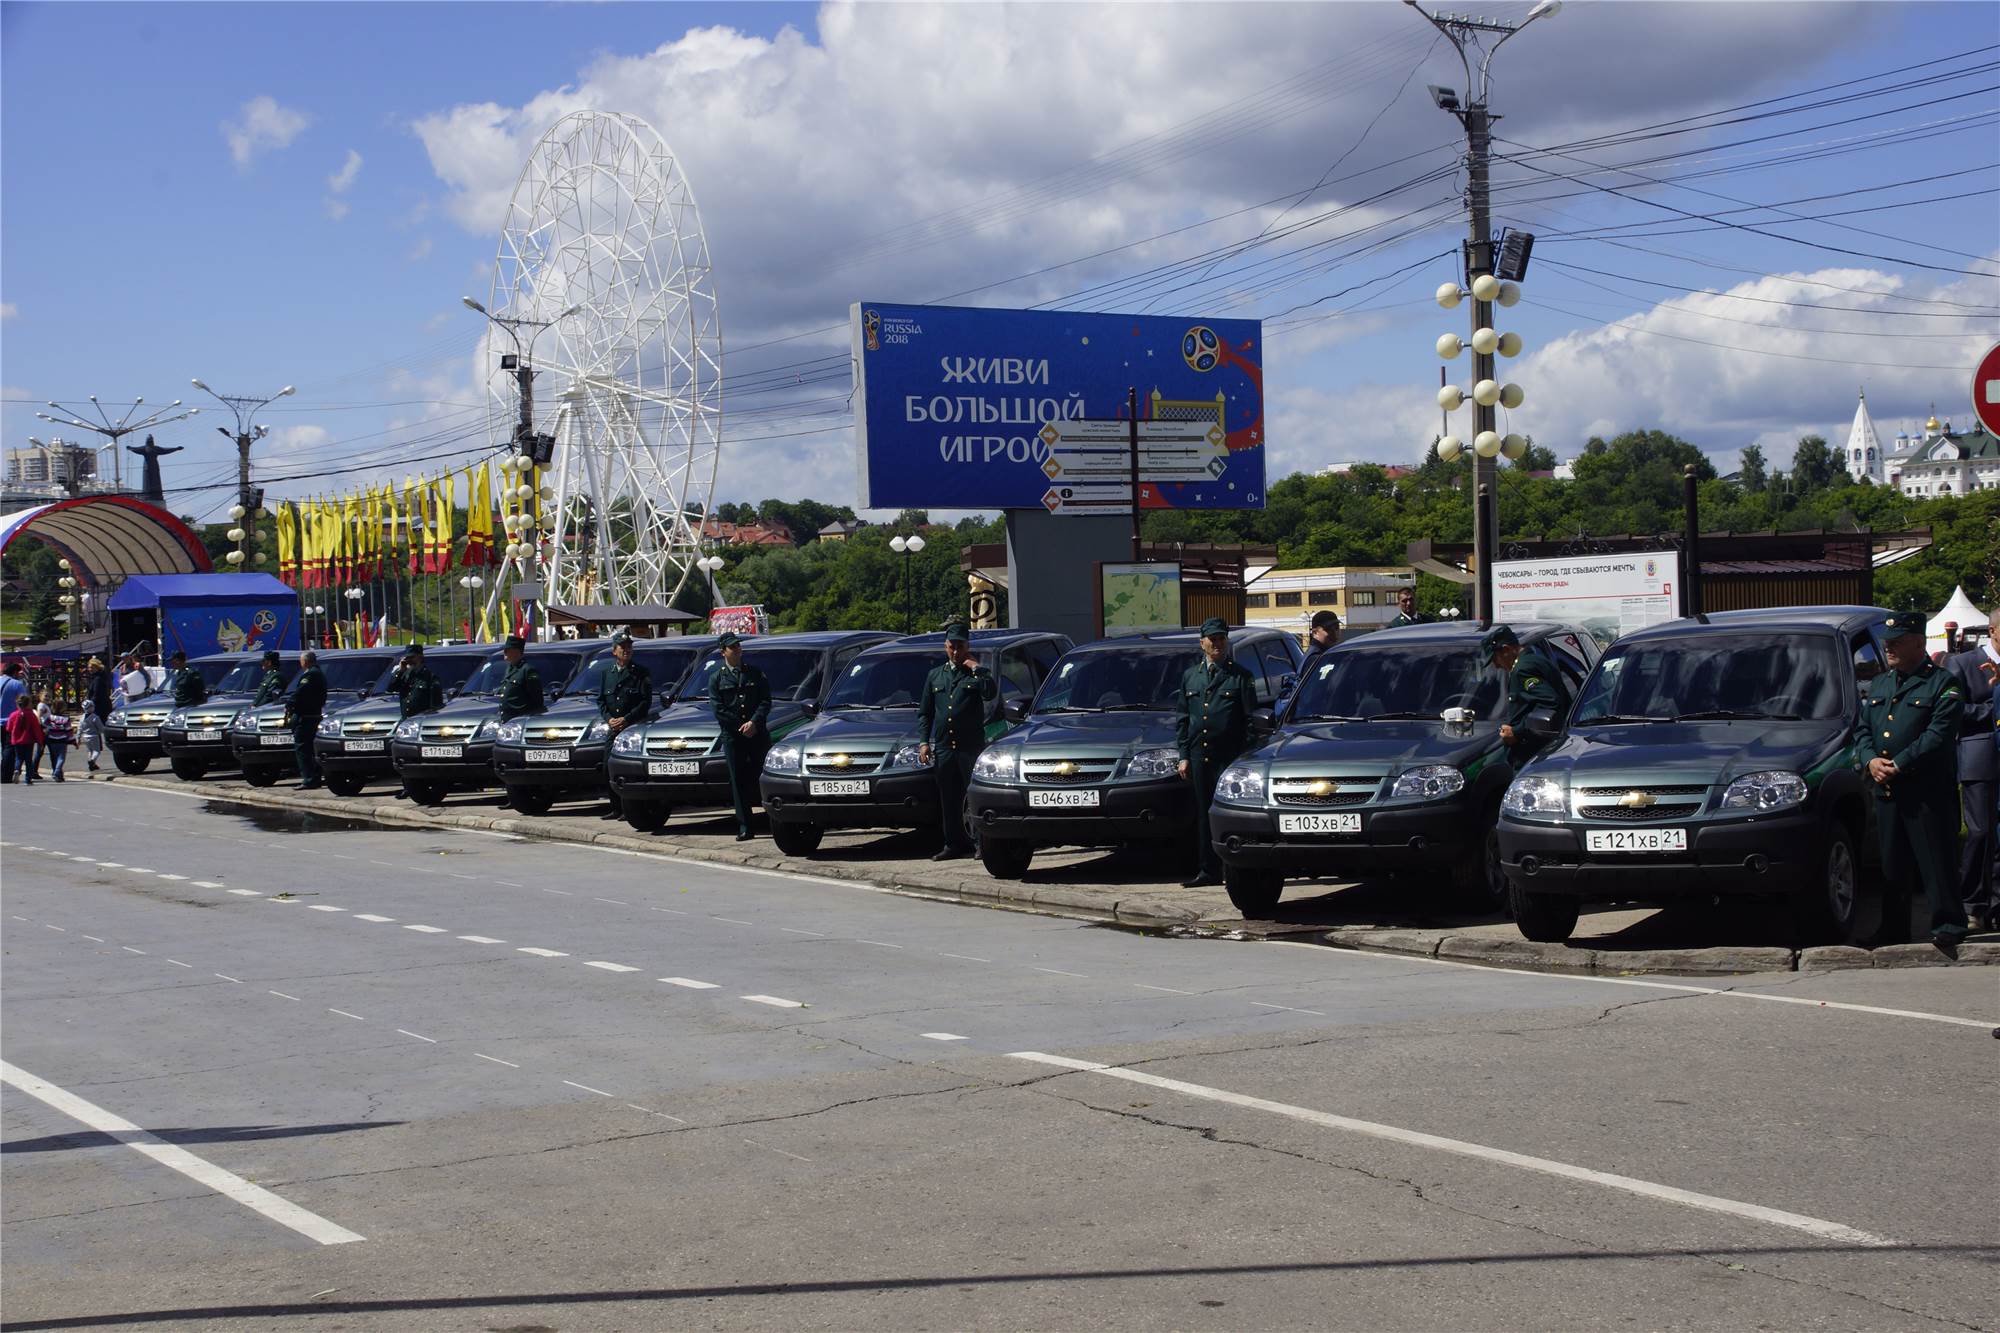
[484,110,722,613]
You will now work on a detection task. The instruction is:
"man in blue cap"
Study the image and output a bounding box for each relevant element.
[709,631,771,841]
[918,620,995,860]
[1483,624,1571,762]
[1176,616,1256,888]
[1857,610,1967,952]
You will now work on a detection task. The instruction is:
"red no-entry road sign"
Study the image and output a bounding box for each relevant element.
[1976,340,2000,436]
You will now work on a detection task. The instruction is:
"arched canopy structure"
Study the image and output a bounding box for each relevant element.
[0,496,211,586]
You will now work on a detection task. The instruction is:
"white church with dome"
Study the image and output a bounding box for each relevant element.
[1842,389,2000,496]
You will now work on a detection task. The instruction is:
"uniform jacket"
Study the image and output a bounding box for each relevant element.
[709,662,772,738]
[1387,612,1429,628]
[391,665,447,720]
[1176,657,1255,766]
[170,667,208,708]
[1855,661,1963,798]
[597,661,654,725]
[1504,645,1573,734]
[918,660,996,753]
[498,661,544,721]
[1944,647,1996,782]
[288,667,328,722]
[252,669,286,707]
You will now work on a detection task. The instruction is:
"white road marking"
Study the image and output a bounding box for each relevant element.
[474,1053,519,1068]
[941,953,992,963]
[403,925,448,934]
[8,915,28,922]
[855,939,904,950]
[625,1103,688,1123]
[457,935,507,944]
[563,1080,614,1097]
[1134,983,1195,995]
[121,946,144,954]
[329,1009,366,1021]
[660,977,719,989]
[267,896,300,904]
[1252,1001,1327,1016]
[780,927,827,937]
[352,914,396,923]
[193,881,224,889]
[743,1137,813,1163]
[584,961,639,973]
[166,960,193,969]
[81,935,105,943]
[308,905,346,913]
[45,924,67,932]
[227,889,262,897]
[649,907,687,915]
[921,1033,968,1042]
[215,974,241,983]
[1032,967,1088,978]
[396,1029,437,1043]
[126,867,155,875]
[517,947,568,958]
[712,917,756,926]
[495,880,523,888]
[96,862,121,868]
[72,856,98,862]
[543,888,572,896]
[742,994,805,1009]
[269,991,301,1002]
[591,897,629,905]
[1009,1053,1896,1247]
[157,874,188,881]
[0,1059,364,1246]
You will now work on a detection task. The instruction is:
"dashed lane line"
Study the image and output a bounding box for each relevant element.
[742,994,806,1009]
[44,925,66,932]
[584,961,640,973]
[396,1029,438,1044]
[921,1033,968,1042]
[193,881,224,889]
[660,977,719,990]
[120,946,144,954]
[329,1009,366,1021]
[226,889,262,897]
[855,939,904,950]
[308,906,346,913]
[743,1138,813,1163]
[352,914,396,923]
[517,947,568,958]
[474,1053,520,1068]
[457,935,506,944]
[1032,967,1088,978]
[1252,1001,1328,1017]
[940,953,992,963]
[268,991,301,1002]
[563,1080,614,1097]
[403,925,448,934]
[1134,983,1195,995]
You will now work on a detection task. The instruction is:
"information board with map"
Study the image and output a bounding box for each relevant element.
[1097,562,1183,637]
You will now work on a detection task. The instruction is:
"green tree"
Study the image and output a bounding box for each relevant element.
[27,583,63,641]
[1788,434,1840,496]
[1739,443,1767,493]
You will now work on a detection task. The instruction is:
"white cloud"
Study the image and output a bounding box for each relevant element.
[222,95,311,169]
[325,199,351,221]
[406,236,433,263]
[0,302,16,321]
[323,149,363,218]
[263,424,331,462]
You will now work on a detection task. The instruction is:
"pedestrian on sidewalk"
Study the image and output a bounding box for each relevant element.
[82,656,111,772]
[7,689,46,785]
[1944,608,1998,931]
[288,650,328,790]
[0,659,25,783]
[919,621,994,861]
[1176,617,1255,888]
[709,631,770,842]
[42,704,74,782]
[493,635,544,811]
[594,633,652,820]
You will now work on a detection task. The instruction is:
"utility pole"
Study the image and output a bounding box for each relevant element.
[37,396,200,496]
[189,379,295,568]
[1408,0,1560,622]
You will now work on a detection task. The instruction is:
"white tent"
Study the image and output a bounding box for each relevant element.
[1927,585,1986,653]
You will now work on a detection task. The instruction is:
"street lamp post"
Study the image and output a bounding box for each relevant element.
[305,603,325,648]
[343,587,364,645]
[190,378,294,568]
[36,396,200,496]
[696,554,726,622]
[462,296,582,464]
[889,533,926,635]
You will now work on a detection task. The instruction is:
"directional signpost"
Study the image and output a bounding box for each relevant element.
[1974,340,2000,437]
[1037,418,1231,517]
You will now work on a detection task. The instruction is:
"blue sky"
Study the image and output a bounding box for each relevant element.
[4,1,1996,525]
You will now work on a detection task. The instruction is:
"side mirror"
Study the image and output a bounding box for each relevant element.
[445,685,461,700]
[1250,707,1276,736]
[1001,697,1029,724]
[1278,673,1297,699]
[799,700,819,717]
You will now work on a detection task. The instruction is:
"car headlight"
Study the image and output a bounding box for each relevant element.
[612,727,645,755]
[495,720,525,744]
[972,746,1018,782]
[1126,746,1180,779]
[318,717,343,737]
[1719,770,1806,813]
[167,709,187,728]
[1214,762,1266,804]
[763,742,803,774]
[1390,764,1464,801]
[582,719,609,744]
[473,718,498,741]
[230,710,256,732]
[885,742,928,771]
[109,709,128,727]
[1502,773,1565,818]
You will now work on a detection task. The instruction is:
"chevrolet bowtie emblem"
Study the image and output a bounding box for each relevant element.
[1618,791,1656,809]
[1055,760,1078,776]
[830,753,852,768]
[1308,779,1335,797]
[543,728,560,738]
[667,737,688,750]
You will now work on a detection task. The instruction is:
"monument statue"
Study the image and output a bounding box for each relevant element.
[127,434,182,503]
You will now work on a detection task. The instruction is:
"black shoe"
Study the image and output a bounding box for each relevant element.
[299,780,324,791]
[1932,932,1964,959]
[932,846,970,862]
[1181,874,1220,889]
[87,762,99,772]
[601,810,622,820]
[736,830,754,842]
[54,774,64,783]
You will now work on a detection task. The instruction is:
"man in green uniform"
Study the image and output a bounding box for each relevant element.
[388,643,446,720]
[168,650,207,708]
[1387,588,1429,628]
[918,621,996,861]
[709,631,772,841]
[595,632,654,820]
[497,635,544,721]
[1177,617,1256,888]
[1856,611,1967,951]
[1484,625,1572,763]
[287,650,327,790]
[252,650,287,706]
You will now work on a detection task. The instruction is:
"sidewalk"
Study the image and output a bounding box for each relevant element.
[104,772,1997,976]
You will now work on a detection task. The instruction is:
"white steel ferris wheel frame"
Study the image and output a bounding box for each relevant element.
[485,110,721,620]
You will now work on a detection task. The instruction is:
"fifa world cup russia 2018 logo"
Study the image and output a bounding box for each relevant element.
[1182,325,1220,372]
[253,609,277,634]
[864,310,882,352]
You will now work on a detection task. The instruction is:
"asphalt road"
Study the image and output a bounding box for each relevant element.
[3,780,1995,1331]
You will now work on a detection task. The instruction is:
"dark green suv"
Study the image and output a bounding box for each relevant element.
[1209,621,1597,916]
[1497,606,1893,944]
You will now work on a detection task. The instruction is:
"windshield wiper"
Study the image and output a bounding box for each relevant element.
[1365,711,1441,721]
[1672,709,1802,722]
[1297,713,1365,722]
[1038,705,1104,714]
[1583,714,1672,726]
[1099,703,1164,712]
[826,702,886,711]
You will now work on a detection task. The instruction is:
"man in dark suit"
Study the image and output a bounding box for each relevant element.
[1945,608,1999,930]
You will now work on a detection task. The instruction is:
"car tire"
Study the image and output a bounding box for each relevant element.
[1508,874,1579,943]
[1224,865,1283,917]
[1450,812,1509,915]
[113,753,150,775]
[324,773,367,798]
[508,788,555,817]
[980,839,1033,880]
[242,766,280,788]
[623,800,669,833]
[771,822,824,857]
[1790,822,1881,946]
[169,757,208,782]
[403,780,447,807]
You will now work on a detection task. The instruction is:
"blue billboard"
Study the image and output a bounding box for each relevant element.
[852,302,1265,511]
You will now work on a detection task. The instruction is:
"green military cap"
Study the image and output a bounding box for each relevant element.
[403,642,425,657]
[611,631,635,648]
[169,649,186,663]
[503,634,527,652]
[1882,611,1925,640]
[717,631,742,649]
[942,620,969,642]
[261,649,281,664]
[1198,616,1230,639]
[1479,624,1519,664]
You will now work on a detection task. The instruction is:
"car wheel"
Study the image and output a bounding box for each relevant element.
[242,766,280,788]
[324,773,367,798]
[623,800,669,833]
[169,757,208,782]
[1450,814,1509,915]
[771,822,824,857]
[508,788,555,817]
[1224,865,1283,917]
[403,780,448,807]
[980,839,1033,880]
[1790,823,1881,946]
[113,753,150,775]
[1508,874,1579,943]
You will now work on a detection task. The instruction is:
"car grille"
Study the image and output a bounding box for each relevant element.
[1574,785,1707,822]
[1022,757,1119,784]
[341,718,394,737]
[1273,789,1373,807]
[1270,773,1385,806]
[806,749,886,775]
[257,715,292,733]
[126,709,170,726]
[645,734,717,758]
[183,712,236,729]
[419,720,483,742]
[522,721,591,745]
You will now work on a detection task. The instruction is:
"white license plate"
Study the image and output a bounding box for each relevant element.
[1278,812,1362,835]
[526,748,570,763]
[648,760,699,777]
[1029,789,1100,809]
[809,779,870,797]
[344,740,385,753]
[188,729,222,742]
[1586,827,1687,854]
[259,734,290,747]
[125,727,159,739]
[420,744,463,760]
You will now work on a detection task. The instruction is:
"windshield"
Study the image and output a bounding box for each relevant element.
[678,649,824,701]
[824,651,940,709]
[1573,633,1846,724]
[1034,648,1196,713]
[213,662,264,693]
[1289,648,1503,722]
[193,659,239,687]
[574,647,702,700]
[297,655,397,693]
[427,653,492,689]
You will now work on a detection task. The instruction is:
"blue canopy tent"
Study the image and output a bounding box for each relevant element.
[106,574,301,659]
